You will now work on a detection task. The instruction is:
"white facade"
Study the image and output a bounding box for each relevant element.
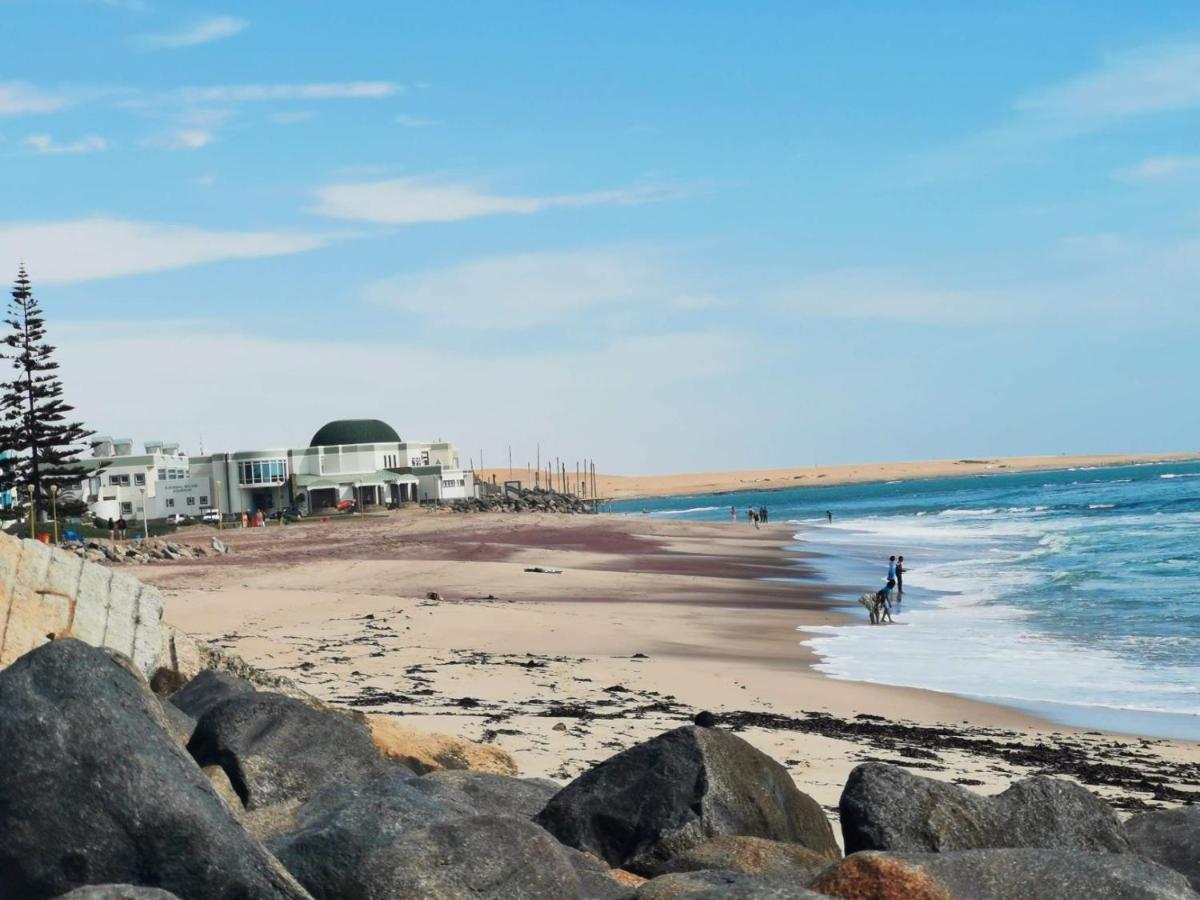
[84,424,475,523]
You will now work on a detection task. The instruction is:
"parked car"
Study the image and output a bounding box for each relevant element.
[269,506,304,520]
[200,507,220,523]
[335,498,357,512]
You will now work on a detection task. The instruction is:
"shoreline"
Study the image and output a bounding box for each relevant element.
[135,510,1198,820]
[478,451,1200,501]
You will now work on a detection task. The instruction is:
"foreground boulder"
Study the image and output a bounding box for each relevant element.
[0,534,162,677]
[168,669,255,719]
[636,870,827,899]
[651,835,832,884]
[840,762,1130,854]
[0,639,310,899]
[408,770,561,819]
[1125,806,1200,892]
[535,726,838,876]
[368,714,519,774]
[810,848,1195,900]
[55,888,181,899]
[188,691,394,810]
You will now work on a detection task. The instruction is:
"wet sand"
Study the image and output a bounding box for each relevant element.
[139,510,1200,831]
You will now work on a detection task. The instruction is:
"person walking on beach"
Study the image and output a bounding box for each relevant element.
[750,509,759,529]
[879,582,895,623]
[887,555,896,585]
[116,517,127,541]
[759,506,768,524]
[730,505,737,522]
[826,510,832,523]
[895,555,905,598]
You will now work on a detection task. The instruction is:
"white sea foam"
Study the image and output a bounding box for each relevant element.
[1089,503,1115,509]
[651,505,722,516]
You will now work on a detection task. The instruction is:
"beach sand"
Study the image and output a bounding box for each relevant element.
[479,451,1200,500]
[142,510,1199,836]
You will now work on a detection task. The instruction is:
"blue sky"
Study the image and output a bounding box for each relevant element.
[2,1,1198,472]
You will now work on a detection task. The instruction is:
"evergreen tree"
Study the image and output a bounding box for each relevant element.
[0,265,92,518]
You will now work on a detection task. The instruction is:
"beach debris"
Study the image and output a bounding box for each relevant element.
[840,762,1131,855]
[188,691,394,813]
[524,566,563,574]
[0,639,310,899]
[534,725,839,875]
[367,714,519,776]
[809,848,1196,900]
[1124,806,1200,892]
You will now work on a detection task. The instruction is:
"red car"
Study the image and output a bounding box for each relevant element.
[335,498,357,512]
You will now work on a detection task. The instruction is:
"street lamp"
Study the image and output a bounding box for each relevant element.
[215,479,223,530]
[49,484,59,545]
[26,484,35,540]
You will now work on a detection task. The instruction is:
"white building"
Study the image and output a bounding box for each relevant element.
[84,419,475,523]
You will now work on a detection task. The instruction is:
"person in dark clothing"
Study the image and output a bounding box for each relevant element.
[895,556,905,598]
[107,517,115,542]
[826,510,832,523]
[759,506,768,524]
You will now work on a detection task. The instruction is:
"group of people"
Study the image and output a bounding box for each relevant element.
[106,517,128,541]
[731,505,770,528]
[858,554,905,625]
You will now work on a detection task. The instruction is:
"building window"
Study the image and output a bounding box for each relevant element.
[199,495,208,505]
[238,459,288,485]
[165,498,175,508]
[109,474,130,487]
[134,473,145,486]
[120,502,133,515]
[186,496,195,506]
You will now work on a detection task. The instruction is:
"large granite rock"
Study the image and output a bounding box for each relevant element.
[187,690,394,810]
[0,534,162,677]
[168,669,255,719]
[408,769,561,819]
[54,888,180,900]
[635,870,827,899]
[810,848,1196,900]
[840,762,1131,854]
[535,726,839,876]
[1126,806,1200,892]
[651,835,832,884]
[367,714,519,775]
[0,639,310,899]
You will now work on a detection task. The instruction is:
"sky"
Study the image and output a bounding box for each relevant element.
[1,1,1198,473]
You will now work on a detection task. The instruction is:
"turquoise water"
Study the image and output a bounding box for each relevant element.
[609,461,1200,739]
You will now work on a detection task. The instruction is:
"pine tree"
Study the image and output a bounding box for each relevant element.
[0,265,92,518]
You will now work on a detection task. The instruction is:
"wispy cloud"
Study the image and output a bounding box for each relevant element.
[313,177,687,225]
[138,15,248,49]
[365,248,715,330]
[154,129,214,149]
[1115,154,1200,184]
[0,217,334,283]
[270,110,313,125]
[908,40,1200,182]
[0,81,68,116]
[25,133,108,154]
[395,114,437,128]
[178,81,399,104]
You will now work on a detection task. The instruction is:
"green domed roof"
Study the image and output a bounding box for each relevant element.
[309,419,401,447]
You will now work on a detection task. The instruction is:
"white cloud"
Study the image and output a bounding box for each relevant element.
[165,129,214,149]
[395,114,437,128]
[0,217,334,283]
[1115,155,1200,183]
[270,110,313,125]
[178,82,400,104]
[907,40,1200,182]
[766,268,1014,324]
[139,15,248,49]
[53,322,744,471]
[25,133,108,154]
[0,82,68,116]
[364,248,706,330]
[313,176,683,224]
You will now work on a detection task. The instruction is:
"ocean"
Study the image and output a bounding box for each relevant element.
[608,461,1200,739]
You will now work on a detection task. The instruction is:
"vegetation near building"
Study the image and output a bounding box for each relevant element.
[0,266,92,518]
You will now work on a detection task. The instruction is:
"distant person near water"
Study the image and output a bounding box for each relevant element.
[749,509,759,529]
[759,506,768,524]
[896,555,905,597]
[730,505,737,521]
[826,510,832,523]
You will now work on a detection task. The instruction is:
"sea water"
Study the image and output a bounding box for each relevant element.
[608,461,1200,739]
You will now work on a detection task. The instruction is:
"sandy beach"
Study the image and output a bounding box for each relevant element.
[479,451,1200,500]
[141,509,1199,835]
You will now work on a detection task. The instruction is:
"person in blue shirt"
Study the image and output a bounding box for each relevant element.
[887,555,896,582]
